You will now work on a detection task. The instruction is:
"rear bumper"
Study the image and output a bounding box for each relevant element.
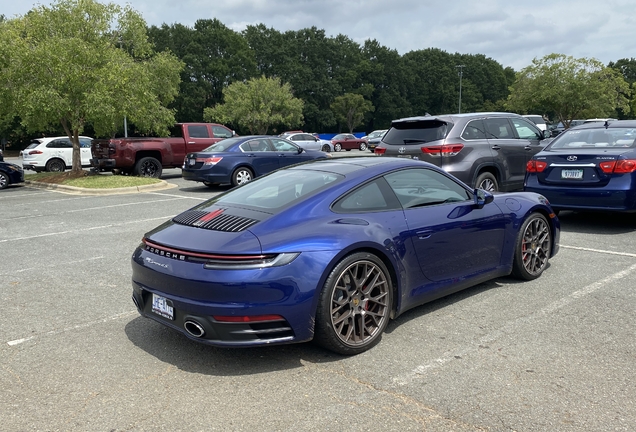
[182,168,231,184]
[90,158,117,169]
[525,180,636,212]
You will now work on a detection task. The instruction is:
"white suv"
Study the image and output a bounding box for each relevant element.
[21,136,93,172]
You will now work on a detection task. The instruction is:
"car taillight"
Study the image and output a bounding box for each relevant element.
[599,159,636,174]
[526,160,547,173]
[421,144,464,156]
[375,147,386,154]
[197,156,223,166]
[28,150,43,155]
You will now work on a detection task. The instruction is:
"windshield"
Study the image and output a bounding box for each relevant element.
[548,127,636,149]
[382,120,450,145]
[211,169,343,210]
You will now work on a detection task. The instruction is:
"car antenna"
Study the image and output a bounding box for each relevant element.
[604,120,610,129]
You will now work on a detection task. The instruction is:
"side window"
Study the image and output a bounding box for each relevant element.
[79,138,92,148]
[212,126,232,138]
[461,120,487,140]
[47,139,72,149]
[188,125,210,138]
[484,118,514,139]
[303,134,316,141]
[510,118,542,140]
[289,135,302,141]
[385,168,471,209]
[241,139,271,152]
[270,139,297,152]
[333,179,392,213]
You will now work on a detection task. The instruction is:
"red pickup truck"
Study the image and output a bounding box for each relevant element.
[90,123,234,178]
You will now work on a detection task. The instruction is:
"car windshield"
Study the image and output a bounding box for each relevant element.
[212,169,344,210]
[548,127,636,149]
[203,137,243,152]
[367,131,384,139]
[382,120,450,145]
[332,134,350,140]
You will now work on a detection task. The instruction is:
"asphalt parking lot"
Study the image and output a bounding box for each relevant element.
[2,152,636,431]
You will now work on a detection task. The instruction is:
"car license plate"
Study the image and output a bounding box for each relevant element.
[397,155,412,159]
[151,293,174,320]
[561,169,583,179]
[189,158,196,165]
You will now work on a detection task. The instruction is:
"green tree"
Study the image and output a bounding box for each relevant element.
[331,93,374,133]
[0,0,183,173]
[506,54,631,128]
[203,76,303,134]
[608,58,636,119]
[148,19,257,123]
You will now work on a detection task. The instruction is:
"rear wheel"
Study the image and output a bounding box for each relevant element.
[203,181,218,188]
[359,142,368,151]
[0,172,8,189]
[511,213,551,280]
[45,158,66,172]
[231,167,253,186]
[475,172,498,192]
[314,252,392,355]
[134,157,162,178]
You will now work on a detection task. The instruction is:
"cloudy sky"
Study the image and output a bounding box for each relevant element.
[2,0,634,70]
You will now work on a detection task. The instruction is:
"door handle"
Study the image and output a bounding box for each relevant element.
[416,230,433,239]
[491,145,501,150]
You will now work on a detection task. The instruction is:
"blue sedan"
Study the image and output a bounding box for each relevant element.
[182,135,330,187]
[525,120,636,212]
[132,157,559,355]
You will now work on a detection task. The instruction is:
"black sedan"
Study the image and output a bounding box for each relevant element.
[0,161,25,190]
[182,136,331,187]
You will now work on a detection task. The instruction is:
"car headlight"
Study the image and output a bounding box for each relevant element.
[7,164,22,172]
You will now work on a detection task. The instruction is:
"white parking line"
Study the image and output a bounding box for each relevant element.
[0,215,176,243]
[561,245,636,258]
[0,256,104,276]
[7,311,138,346]
[146,192,207,201]
[392,261,636,386]
[0,191,51,199]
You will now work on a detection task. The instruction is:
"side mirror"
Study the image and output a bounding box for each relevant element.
[297,147,304,154]
[473,188,494,208]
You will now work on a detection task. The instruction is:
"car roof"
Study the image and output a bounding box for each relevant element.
[570,120,636,130]
[392,112,522,124]
[286,156,432,176]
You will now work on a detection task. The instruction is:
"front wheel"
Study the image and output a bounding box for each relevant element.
[511,213,551,280]
[231,167,253,186]
[334,143,342,152]
[314,252,392,355]
[0,172,8,189]
[134,157,162,178]
[321,144,331,152]
[475,172,498,192]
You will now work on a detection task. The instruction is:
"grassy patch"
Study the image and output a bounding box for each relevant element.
[25,171,161,189]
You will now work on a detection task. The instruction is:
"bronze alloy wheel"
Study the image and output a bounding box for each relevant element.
[315,253,392,354]
[512,213,551,280]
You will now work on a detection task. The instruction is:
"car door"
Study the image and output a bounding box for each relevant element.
[509,116,546,166]
[79,138,92,166]
[48,139,73,166]
[239,139,280,175]
[269,138,306,167]
[384,168,506,282]
[484,117,528,190]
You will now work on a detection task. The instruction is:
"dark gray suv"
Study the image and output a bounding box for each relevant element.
[374,112,549,191]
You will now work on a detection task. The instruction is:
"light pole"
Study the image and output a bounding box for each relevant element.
[456,64,465,114]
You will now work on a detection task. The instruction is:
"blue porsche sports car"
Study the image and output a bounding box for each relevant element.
[525,120,636,212]
[182,135,330,187]
[132,157,560,355]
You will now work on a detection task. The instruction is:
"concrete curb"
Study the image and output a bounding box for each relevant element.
[25,179,178,195]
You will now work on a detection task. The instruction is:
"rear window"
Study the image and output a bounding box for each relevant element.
[548,127,636,149]
[215,169,343,210]
[203,137,244,152]
[382,120,451,145]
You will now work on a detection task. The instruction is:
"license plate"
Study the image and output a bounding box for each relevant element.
[151,293,174,320]
[397,155,412,159]
[561,169,583,179]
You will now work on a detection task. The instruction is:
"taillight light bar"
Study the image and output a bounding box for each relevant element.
[526,160,548,173]
[599,159,636,174]
[28,150,44,155]
[421,144,464,156]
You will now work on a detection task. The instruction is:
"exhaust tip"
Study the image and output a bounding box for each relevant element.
[184,320,205,338]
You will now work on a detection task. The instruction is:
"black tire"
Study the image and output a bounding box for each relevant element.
[134,157,162,178]
[475,172,498,192]
[314,252,392,355]
[45,158,66,172]
[0,172,8,190]
[231,167,253,186]
[359,142,368,151]
[511,213,551,281]
[321,144,331,152]
[334,143,342,152]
